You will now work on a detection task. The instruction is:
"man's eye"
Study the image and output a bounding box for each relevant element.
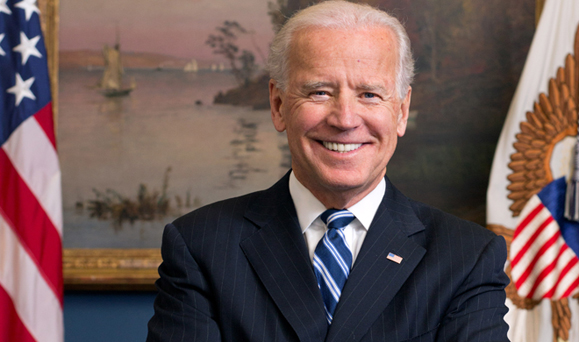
[363,92,377,99]
[312,91,328,96]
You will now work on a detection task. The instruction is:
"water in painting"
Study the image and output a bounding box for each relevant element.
[59,68,288,248]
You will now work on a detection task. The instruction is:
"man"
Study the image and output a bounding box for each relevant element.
[147,1,510,341]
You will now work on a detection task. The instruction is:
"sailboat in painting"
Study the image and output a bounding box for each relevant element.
[184,59,198,72]
[98,38,136,97]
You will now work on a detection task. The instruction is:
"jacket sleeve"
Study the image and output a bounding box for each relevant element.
[147,223,222,342]
[435,234,510,342]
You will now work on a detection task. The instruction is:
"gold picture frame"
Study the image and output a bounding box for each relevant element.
[63,249,161,291]
[39,0,161,291]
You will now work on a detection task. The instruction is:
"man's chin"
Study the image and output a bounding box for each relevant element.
[295,166,383,196]
[318,175,378,195]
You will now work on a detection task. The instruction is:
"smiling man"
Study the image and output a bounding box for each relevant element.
[269,23,410,210]
[147,2,510,341]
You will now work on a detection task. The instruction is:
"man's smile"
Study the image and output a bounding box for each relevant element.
[321,141,363,153]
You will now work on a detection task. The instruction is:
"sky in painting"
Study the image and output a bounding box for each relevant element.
[59,0,275,62]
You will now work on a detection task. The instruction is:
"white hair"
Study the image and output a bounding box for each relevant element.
[267,0,414,99]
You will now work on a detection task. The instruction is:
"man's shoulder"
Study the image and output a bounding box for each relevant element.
[173,172,291,227]
[162,190,266,251]
[385,177,498,244]
[402,197,507,280]
[172,190,262,228]
[406,197,500,246]
[163,174,293,252]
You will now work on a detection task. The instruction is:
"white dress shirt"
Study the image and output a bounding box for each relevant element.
[288,171,386,265]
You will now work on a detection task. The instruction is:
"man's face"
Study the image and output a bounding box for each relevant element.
[269,26,411,207]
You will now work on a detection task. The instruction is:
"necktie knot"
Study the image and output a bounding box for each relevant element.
[321,209,355,230]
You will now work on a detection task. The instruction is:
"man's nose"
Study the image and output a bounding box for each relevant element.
[327,95,362,130]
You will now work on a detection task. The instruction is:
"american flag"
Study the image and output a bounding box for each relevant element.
[0,0,63,341]
[510,177,579,300]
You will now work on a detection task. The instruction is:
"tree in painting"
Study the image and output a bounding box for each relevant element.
[206,21,258,86]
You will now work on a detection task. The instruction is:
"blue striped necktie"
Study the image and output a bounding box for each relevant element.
[313,209,355,324]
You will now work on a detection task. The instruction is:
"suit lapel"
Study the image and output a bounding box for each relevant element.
[327,177,427,342]
[240,173,327,342]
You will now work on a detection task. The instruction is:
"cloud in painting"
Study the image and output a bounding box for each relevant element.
[59,0,274,61]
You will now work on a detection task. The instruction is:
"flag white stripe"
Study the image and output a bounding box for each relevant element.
[514,196,542,222]
[534,247,579,299]
[511,219,560,280]
[534,244,571,296]
[516,233,566,298]
[0,215,63,342]
[510,204,552,256]
[2,116,62,234]
[553,260,579,298]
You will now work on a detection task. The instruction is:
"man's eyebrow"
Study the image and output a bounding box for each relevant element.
[298,82,389,94]
[300,81,334,91]
[358,84,388,93]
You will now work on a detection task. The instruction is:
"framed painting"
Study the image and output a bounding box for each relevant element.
[49,0,287,290]
[45,0,537,290]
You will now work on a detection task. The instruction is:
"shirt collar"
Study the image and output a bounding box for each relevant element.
[289,171,386,233]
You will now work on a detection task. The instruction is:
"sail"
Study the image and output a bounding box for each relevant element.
[98,41,135,97]
[184,59,198,72]
[100,44,123,90]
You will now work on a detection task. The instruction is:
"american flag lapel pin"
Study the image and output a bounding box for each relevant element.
[387,252,403,264]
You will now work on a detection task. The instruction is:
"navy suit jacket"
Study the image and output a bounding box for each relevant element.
[147,174,509,342]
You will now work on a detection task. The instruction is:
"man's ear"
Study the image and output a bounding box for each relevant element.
[269,79,286,132]
[396,86,412,137]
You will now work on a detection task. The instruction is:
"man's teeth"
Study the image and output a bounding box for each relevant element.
[322,142,362,153]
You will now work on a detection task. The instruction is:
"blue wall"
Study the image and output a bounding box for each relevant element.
[64,292,157,342]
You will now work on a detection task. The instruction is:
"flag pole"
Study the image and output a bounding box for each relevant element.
[565,121,579,221]
[536,0,546,27]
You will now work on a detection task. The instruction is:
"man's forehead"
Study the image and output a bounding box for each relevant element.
[288,26,398,65]
[291,25,397,50]
[285,26,398,88]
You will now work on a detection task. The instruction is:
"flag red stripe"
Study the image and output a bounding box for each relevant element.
[0,150,63,303]
[513,202,544,239]
[526,244,568,298]
[511,215,554,267]
[0,286,36,342]
[561,276,579,298]
[515,230,560,290]
[33,103,56,150]
[543,256,579,298]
